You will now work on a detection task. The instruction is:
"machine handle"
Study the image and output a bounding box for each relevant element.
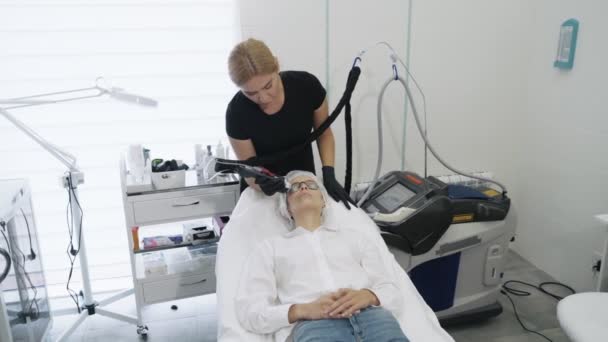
[373,207,416,223]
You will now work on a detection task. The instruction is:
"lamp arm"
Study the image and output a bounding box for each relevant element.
[0,107,79,172]
[0,80,156,171]
[0,86,106,110]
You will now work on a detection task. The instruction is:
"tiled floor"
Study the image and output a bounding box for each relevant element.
[445,251,571,342]
[47,292,218,341]
[46,250,571,341]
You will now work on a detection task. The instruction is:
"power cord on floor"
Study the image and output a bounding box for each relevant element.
[500,280,576,342]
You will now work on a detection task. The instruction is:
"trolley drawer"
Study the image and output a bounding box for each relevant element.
[142,272,216,304]
[133,192,236,225]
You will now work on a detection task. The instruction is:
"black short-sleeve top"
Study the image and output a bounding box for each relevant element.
[226,71,326,180]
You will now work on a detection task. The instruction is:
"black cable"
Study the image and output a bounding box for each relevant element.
[0,221,11,283]
[500,280,576,342]
[254,66,361,167]
[216,66,362,182]
[64,173,84,312]
[16,213,40,317]
[344,100,353,194]
[0,227,10,280]
[538,282,576,300]
[65,182,80,311]
[67,175,84,255]
[502,280,575,300]
[0,221,39,318]
[0,246,10,283]
[19,208,36,260]
[501,289,553,342]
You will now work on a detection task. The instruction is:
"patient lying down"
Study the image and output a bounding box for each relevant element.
[236,171,409,342]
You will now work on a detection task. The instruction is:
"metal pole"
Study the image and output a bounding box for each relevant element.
[67,181,94,307]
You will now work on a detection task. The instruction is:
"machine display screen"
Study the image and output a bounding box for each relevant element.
[375,183,416,212]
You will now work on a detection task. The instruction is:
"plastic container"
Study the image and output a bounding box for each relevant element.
[142,235,183,249]
[164,247,215,274]
[143,253,168,276]
[151,169,186,190]
[127,144,145,182]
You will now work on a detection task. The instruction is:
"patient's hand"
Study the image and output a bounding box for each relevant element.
[327,288,380,318]
[288,293,337,323]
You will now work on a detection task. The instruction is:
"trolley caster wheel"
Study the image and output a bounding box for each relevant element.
[137,325,149,339]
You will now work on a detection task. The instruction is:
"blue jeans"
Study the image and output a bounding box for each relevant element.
[292,306,409,342]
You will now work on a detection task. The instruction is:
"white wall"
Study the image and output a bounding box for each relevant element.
[239,0,529,183]
[238,0,412,182]
[239,0,607,292]
[238,0,327,81]
[405,1,530,181]
[238,1,528,201]
[512,0,608,291]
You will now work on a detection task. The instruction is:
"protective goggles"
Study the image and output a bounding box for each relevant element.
[287,180,320,193]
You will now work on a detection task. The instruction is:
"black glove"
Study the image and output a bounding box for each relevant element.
[322,166,356,210]
[255,174,287,196]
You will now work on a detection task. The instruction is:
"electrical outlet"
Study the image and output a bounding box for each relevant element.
[592,251,603,275]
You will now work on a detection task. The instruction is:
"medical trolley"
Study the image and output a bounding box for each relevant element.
[120,158,240,337]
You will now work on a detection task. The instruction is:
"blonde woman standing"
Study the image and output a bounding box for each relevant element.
[225,38,353,209]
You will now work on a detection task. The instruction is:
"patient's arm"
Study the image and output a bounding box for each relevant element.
[236,241,338,334]
[235,240,293,334]
[325,233,403,317]
[327,288,379,317]
[357,233,404,315]
[288,293,336,322]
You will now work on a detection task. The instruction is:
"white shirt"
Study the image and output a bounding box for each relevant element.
[235,224,403,342]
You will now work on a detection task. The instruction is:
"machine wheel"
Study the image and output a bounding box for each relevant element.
[137,325,149,340]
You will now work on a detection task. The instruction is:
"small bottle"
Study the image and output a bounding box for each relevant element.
[194,144,202,166]
[132,227,140,252]
[128,144,145,183]
[215,140,225,160]
[204,145,216,183]
[200,146,211,184]
[195,144,204,184]
[215,141,228,182]
[224,145,230,159]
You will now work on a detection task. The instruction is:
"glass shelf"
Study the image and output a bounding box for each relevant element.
[134,237,219,254]
[126,169,239,196]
